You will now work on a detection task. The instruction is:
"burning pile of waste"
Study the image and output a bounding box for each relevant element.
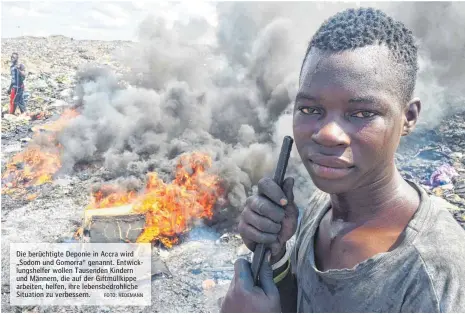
[2,103,229,247]
[84,152,225,247]
[1,109,79,199]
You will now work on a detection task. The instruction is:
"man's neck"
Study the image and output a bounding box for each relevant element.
[329,167,419,224]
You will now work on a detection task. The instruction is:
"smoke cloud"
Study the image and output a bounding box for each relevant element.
[54,2,463,225]
[378,2,465,128]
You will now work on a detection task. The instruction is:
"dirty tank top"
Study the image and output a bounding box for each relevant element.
[290,181,465,312]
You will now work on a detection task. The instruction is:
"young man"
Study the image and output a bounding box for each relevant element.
[7,52,27,115]
[221,7,465,313]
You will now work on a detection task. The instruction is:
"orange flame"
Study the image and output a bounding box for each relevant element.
[31,109,79,133]
[2,146,61,194]
[86,185,138,209]
[2,109,79,196]
[86,152,224,247]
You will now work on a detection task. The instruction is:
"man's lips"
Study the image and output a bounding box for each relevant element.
[309,155,354,168]
[308,155,354,179]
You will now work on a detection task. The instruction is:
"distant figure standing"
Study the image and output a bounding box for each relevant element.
[7,52,27,115]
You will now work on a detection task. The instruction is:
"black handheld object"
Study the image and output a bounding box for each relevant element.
[251,136,294,286]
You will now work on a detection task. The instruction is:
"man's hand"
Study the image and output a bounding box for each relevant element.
[221,251,281,313]
[238,177,299,260]
[7,88,11,95]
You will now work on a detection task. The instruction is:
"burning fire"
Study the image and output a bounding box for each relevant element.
[31,109,79,133]
[86,152,224,247]
[2,109,79,196]
[3,107,224,247]
[2,146,62,195]
[86,185,138,209]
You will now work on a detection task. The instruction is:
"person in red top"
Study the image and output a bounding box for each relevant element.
[7,52,27,115]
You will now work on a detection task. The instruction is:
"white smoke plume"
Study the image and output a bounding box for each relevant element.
[53,2,463,226]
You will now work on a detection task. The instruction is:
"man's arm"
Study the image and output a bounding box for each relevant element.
[276,264,298,312]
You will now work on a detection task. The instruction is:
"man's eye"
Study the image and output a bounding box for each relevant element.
[299,107,320,115]
[352,111,375,118]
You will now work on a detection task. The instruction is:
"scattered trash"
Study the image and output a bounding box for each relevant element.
[432,186,453,197]
[29,111,48,121]
[53,177,73,186]
[3,143,22,153]
[202,279,216,290]
[26,193,38,201]
[445,194,464,208]
[151,254,172,280]
[450,152,464,160]
[414,148,449,161]
[50,100,70,108]
[23,91,30,105]
[202,266,234,272]
[23,306,39,313]
[216,233,232,244]
[236,243,251,256]
[158,249,170,258]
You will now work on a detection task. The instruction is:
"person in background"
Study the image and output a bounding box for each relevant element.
[7,52,27,115]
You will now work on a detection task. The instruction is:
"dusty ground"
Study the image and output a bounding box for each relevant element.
[1,36,464,313]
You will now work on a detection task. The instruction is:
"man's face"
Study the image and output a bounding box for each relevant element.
[11,54,18,63]
[293,45,414,194]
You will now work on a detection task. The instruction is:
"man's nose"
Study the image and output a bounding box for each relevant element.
[311,120,350,147]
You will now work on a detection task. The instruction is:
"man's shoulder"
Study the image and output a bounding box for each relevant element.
[415,194,464,256]
[401,193,465,312]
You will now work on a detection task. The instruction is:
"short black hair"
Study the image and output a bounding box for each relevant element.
[12,52,18,57]
[301,7,418,104]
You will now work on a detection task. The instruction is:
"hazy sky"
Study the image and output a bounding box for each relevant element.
[1,1,218,41]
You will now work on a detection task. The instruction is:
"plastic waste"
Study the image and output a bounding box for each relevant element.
[429,164,459,187]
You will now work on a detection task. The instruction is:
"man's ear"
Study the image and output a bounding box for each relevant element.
[402,97,421,136]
